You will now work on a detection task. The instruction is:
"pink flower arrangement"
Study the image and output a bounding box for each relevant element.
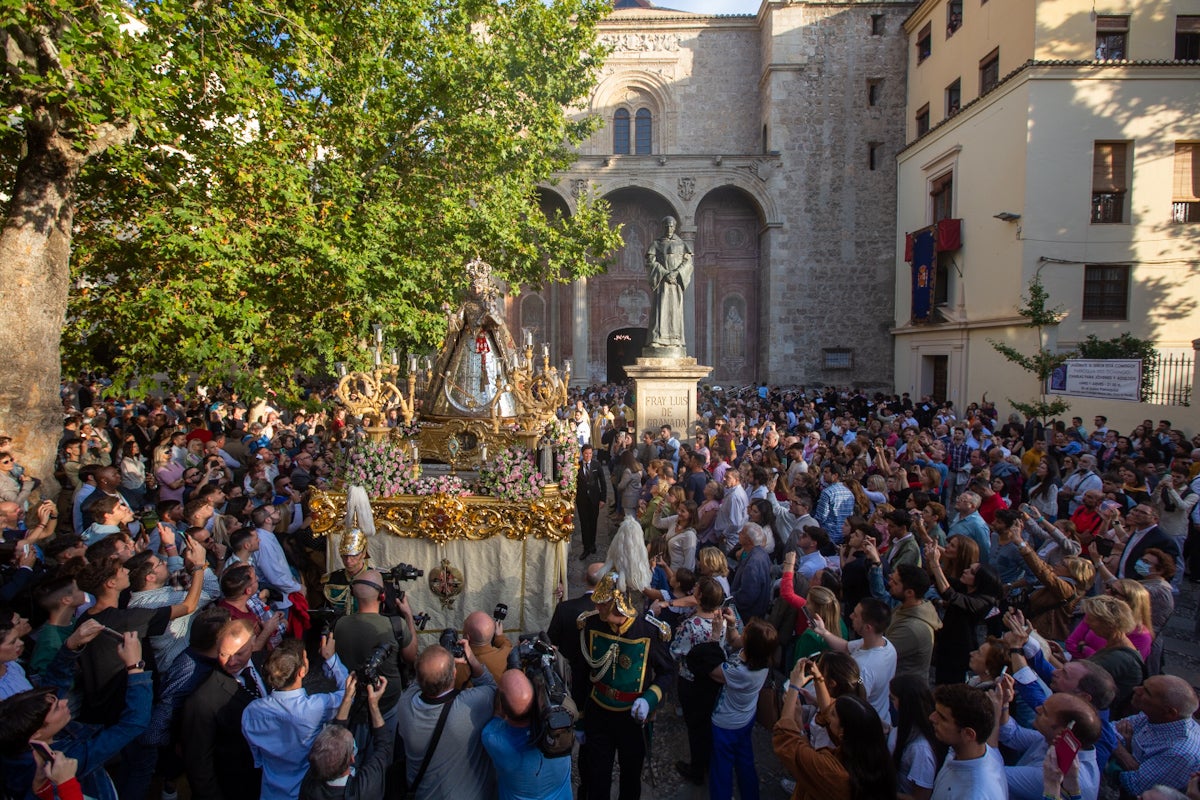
[336,440,414,498]
[478,446,545,502]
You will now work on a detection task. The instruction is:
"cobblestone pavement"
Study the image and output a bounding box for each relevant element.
[561,467,1200,799]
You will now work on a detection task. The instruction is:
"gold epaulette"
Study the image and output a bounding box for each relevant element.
[576,609,599,629]
[645,613,671,641]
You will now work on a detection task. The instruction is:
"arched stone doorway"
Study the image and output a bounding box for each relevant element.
[592,187,677,384]
[606,327,648,384]
[694,187,763,385]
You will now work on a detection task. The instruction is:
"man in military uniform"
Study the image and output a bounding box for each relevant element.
[322,529,373,615]
[576,570,673,800]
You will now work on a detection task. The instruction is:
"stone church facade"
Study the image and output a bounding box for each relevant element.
[504,0,915,389]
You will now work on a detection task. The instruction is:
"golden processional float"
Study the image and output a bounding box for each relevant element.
[310,259,578,634]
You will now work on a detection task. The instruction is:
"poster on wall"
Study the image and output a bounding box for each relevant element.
[1048,359,1142,401]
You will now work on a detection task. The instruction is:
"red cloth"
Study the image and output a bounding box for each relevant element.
[904,232,914,262]
[285,590,311,638]
[936,218,962,251]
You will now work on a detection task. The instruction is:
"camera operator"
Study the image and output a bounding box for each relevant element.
[481,669,572,800]
[332,570,416,743]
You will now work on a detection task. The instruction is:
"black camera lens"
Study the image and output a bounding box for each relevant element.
[493,603,508,622]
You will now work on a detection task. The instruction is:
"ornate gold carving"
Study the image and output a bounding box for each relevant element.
[309,488,574,544]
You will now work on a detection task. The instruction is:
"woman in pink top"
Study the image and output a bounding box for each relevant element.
[153,445,186,503]
[1065,578,1153,660]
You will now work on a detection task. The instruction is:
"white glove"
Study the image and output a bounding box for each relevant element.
[631,698,649,722]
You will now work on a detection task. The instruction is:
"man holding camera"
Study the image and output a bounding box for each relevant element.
[333,570,416,738]
[482,669,573,800]
[463,608,512,682]
[396,638,498,799]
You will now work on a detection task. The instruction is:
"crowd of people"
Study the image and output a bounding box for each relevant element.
[0,376,1199,800]
[568,383,1200,800]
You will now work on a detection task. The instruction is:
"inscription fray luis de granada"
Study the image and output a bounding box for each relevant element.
[643,391,691,432]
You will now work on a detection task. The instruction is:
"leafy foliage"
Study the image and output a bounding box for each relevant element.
[988,276,1071,421]
[11,0,623,400]
[1075,333,1158,401]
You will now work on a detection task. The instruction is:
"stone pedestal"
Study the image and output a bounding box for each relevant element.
[624,357,713,437]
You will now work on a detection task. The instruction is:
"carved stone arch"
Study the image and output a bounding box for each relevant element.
[695,176,779,229]
[588,70,677,155]
[693,186,764,384]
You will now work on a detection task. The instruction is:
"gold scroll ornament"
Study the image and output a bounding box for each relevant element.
[310,488,574,547]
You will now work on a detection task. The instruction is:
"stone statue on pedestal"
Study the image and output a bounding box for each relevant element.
[644,216,693,357]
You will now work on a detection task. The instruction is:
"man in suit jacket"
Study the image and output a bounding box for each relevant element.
[547,561,604,707]
[1115,503,1181,578]
[576,445,608,560]
[181,618,267,800]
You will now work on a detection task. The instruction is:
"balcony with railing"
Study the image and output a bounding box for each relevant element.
[1091,192,1125,223]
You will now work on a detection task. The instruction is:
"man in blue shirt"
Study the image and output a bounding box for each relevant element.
[243,633,349,800]
[948,491,992,560]
[482,669,572,800]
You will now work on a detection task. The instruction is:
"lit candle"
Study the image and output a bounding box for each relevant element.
[373,349,382,367]
[422,356,432,372]
[335,362,347,377]
[373,323,384,344]
[542,342,550,359]
[390,349,398,366]
[563,358,572,375]
[408,354,419,373]
[524,329,534,348]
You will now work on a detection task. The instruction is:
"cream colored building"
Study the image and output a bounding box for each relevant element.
[892,0,1200,430]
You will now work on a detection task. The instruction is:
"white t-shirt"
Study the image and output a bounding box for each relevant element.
[898,733,938,794]
[711,659,768,730]
[931,745,1008,800]
[848,637,898,724]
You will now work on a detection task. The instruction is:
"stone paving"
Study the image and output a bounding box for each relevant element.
[560,468,1200,799]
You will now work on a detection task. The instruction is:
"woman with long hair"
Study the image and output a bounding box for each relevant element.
[118,437,149,510]
[1026,457,1061,520]
[939,534,979,581]
[925,540,1004,684]
[845,479,871,518]
[889,674,944,800]
[708,617,778,800]
[659,500,699,571]
[782,584,847,669]
[774,660,896,800]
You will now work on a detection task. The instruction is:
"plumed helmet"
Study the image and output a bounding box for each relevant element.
[591,569,638,618]
[339,529,369,557]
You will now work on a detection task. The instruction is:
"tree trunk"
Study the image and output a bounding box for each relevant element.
[0,131,84,501]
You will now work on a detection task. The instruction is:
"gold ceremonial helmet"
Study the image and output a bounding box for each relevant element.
[339,529,369,558]
[592,570,638,618]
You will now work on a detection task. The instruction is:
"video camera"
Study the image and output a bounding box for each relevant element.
[508,632,577,758]
[383,562,424,602]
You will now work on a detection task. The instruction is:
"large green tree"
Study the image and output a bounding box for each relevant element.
[1,0,619,494]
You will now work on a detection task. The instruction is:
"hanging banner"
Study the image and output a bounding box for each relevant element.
[1048,359,1142,401]
[910,228,936,324]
